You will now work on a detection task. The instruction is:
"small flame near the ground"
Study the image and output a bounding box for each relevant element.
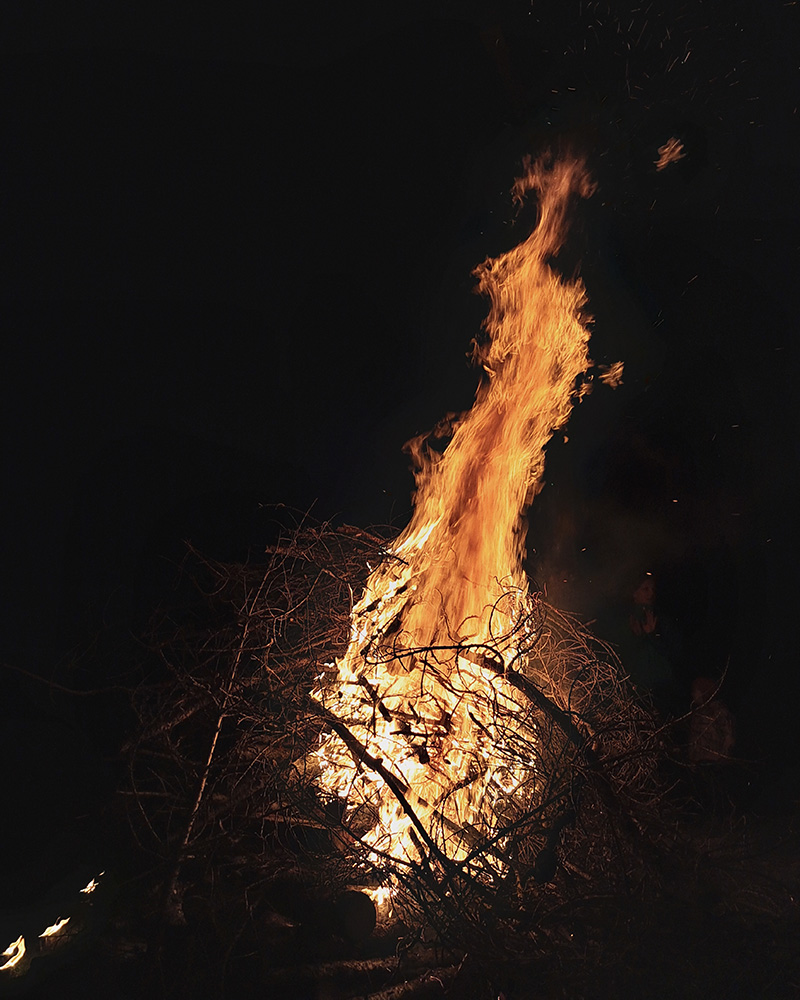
[1,872,104,977]
[312,154,607,913]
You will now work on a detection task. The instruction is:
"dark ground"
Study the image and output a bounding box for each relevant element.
[2,1,800,996]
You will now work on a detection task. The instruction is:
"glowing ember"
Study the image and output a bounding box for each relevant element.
[0,936,25,971]
[39,917,70,938]
[312,154,596,882]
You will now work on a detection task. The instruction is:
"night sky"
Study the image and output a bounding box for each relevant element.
[3,0,800,915]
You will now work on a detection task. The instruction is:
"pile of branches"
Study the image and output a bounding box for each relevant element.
[118,509,727,997]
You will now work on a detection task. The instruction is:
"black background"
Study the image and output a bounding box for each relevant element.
[2,0,799,925]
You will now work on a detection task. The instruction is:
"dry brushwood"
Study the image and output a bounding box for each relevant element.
[120,509,721,988]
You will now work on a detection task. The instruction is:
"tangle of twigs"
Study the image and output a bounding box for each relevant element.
[121,508,683,953]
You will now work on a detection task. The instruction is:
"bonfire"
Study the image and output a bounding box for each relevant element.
[117,151,705,997]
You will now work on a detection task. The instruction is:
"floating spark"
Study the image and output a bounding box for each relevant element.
[655,137,686,170]
[598,361,624,387]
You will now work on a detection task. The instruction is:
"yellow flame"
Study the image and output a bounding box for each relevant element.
[39,917,70,938]
[0,936,25,971]
[80,872,104,894]
[364,885,395,921]
[313,153,594,874]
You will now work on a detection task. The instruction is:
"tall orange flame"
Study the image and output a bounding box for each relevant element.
[313,154,595,879]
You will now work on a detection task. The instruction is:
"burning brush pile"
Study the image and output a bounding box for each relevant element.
[124,518,677,995]
[121,157,702,996]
